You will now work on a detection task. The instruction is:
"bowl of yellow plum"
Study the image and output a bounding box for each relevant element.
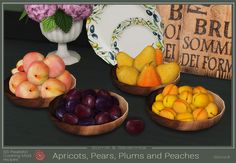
[111,45,180,96]
[147,84,225,131]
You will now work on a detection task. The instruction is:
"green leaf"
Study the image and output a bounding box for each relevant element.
[54,10,72,33]
[19,10,27,21]
[24,16,29,24]
[42,16,57,32]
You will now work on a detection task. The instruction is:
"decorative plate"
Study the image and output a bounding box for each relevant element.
[86,5,164,65]
[111,17,164,57]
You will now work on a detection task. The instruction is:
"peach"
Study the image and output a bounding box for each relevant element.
[193,86,208,94]
[192,108,208,120]
[178,85,192,94]
[173,99,190,114]
[192,93,209,107]
[56,70,72,92]
[155,93,164,101]
[11,68,19,74]
[16,59,24,72]
[9,72,27,94]
[179,91,192,104]
[27,61,49,85]
[44,54,65,78]
[205,102,219,118]
[162,84,178,96]
[23,52,44,72]
[11,60,24,74]
[41,78,66,98]
[152,101,165,115]
[176,113,193,121]
[163,95,178,108]
[15,81,40,99]
[38,85,42,91]
[159,108,176,120]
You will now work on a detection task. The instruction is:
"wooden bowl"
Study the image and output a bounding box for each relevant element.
[111,66,180,96]
[49,90,129,136]
[4,75,76,109]
[147,89,225,131]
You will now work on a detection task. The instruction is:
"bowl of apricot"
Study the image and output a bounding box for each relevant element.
[147,84,225,131]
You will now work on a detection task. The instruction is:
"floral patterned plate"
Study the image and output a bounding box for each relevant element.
[86,5,164,65]
[111,17,164,57]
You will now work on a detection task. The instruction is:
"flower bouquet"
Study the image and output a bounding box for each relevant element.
[20,5,93,65]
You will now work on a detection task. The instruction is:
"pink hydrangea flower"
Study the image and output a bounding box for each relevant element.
[25,5,57,22]
[58,5,93,21]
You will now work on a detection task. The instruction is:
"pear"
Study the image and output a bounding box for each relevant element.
[116,66,139,85]
[137,64,161,87]
[134,45,156,71]
[156,62,180,84]
[116,52,134,67]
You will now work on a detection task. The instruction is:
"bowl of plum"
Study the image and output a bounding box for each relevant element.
[49,89,129,136]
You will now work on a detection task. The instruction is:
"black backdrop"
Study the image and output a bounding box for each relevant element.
[4,11,90,47]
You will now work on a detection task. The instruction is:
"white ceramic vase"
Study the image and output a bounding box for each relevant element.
[40,21,83,65]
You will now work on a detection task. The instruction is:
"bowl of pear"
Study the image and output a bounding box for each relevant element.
[111,45,180,96]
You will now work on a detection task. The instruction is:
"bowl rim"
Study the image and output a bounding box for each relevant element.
[147,90,226,124]
[5,74,76,101]
[111,65,180,89]
[49,90,129,128]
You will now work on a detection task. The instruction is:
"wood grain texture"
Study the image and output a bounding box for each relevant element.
[147,89,225,131]
[49,90,129,136]
[4,75,76,109]
[111,66,180,96]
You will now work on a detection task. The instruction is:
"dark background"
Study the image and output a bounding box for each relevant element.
[4,11,232,146]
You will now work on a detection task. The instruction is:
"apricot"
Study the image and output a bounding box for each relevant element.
[205,102,218,118]
[162,84,178,96]
[173,99,190,114]
[155,93,164,101]
[178,86,192,94]
[27,61,49,85]
[44,54,65,78]
[179,91,192,104]
[15,81,40,99]
[207,93,215,102]
[41,78,66,98]
[152,101,165,115]
[190,104,197,111]
[23,52,44,72]
[163,95,178,108]
[192,93,209,107]
[159,108,176,120]
[192,108,208,120]
[56,70,72,92]
[193,86,208,94]
[176,113,194,121]
[9,72,27,94]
